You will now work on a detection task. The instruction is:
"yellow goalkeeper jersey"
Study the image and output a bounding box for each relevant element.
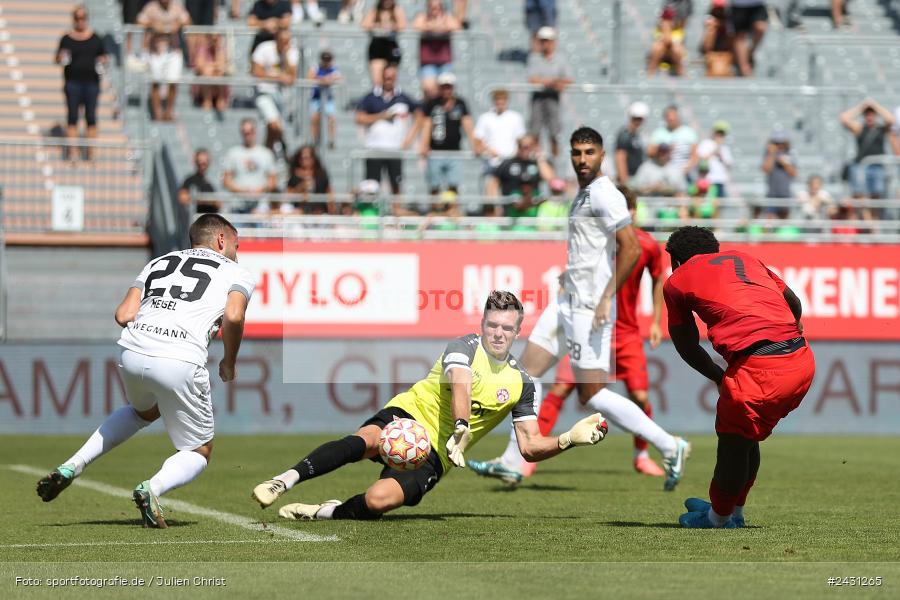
[386,334,537,473]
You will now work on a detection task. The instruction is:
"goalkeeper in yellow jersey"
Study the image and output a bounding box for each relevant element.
[251,291,608,521]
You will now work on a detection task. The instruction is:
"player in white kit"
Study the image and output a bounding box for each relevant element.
[36,214,256,528]
[469,127,691,491]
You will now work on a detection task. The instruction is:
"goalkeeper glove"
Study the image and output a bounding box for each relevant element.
[445,419,472,468]
[558,413,608,450]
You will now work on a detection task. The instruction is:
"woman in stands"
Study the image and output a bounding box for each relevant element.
[192,33,231,114]
[362,0,407,87]
[55,5,107,161]
[287,145,334,215]
[413,0,461,99]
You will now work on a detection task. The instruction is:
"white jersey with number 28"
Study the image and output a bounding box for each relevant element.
[564,176,632,309]
[118,248,256,366]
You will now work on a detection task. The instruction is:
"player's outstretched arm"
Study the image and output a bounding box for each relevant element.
[513,415,607,463]
[669,320,725,385]
[114,287,142,328]
[445,367,473,467]
[219,291,248,382]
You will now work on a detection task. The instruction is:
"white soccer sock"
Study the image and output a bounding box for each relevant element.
[65,406,152,476]
[275,469,300,490]
[634,448,650,460]
[500,379,542,470]
[707,507,732,527]
[585,389,677,457]
[315,504,336,519]
[148,451,208,497]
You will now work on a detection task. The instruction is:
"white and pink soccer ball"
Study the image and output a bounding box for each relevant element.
[379,417,431,471]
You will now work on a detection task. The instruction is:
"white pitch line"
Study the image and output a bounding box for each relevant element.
[2,539,303,549]
[7,465,338,543]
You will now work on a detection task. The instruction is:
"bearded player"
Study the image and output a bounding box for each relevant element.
[469,127,690,492]
[487,185,668,481]
[663,226,815,528]
[250,291,608,521]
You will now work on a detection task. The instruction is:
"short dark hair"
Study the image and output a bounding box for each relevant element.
[665,226,719,265]
[617,184,637,211]
[483,290,525,326]
[570,126,603,148]
[189,214,237,247]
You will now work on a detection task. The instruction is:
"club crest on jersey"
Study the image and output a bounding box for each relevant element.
[496,388,510,404]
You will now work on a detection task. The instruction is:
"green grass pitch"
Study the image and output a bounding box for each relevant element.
[1,433,899,598]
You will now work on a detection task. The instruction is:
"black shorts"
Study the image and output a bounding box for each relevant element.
[122,0,150,25]
[368,37,402,64]
[365,158,403,193]
[362,407,443,507]
[730,5,768,33]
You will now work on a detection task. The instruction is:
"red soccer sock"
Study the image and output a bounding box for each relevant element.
[633,401,652,452]
[735,477,756,507]
[709,479,740,517]
[537,392,564,436]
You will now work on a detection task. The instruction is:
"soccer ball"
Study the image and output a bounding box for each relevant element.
[379,418,431,471]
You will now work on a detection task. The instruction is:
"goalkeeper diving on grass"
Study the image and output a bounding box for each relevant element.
[251,291,608,521]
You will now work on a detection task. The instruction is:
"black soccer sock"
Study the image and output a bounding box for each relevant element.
[291,435,367,483]
[713,433,754,494]
[331,493,382,521]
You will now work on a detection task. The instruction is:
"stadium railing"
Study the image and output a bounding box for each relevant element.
[190,192,900,243]
[783,34,900,86]
[0,139,151,245]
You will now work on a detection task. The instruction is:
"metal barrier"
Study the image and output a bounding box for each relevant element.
[189,191,900,243]
[0,139,150,236]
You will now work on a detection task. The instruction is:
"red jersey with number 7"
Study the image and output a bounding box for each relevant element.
[663,250,800,364]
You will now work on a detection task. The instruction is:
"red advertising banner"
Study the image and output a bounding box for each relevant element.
[239,240,900,340]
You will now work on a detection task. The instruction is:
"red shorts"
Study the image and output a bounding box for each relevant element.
[716,344,816,441]
[614,332,649,392]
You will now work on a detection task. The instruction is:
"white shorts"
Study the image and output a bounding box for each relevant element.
[119,349,213,451]
[255,93,284,125]
[529,294,613,372]
[148,51,183,84]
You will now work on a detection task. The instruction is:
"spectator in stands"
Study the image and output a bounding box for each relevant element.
[730,0,767,77]
[291,1,325,25]
[419,73,476,200]
[696,120,733,197]
[683,172,719,219]
[831,0,848,30]
[474,89,527,199]
[840,98,896,203]
[251,28,298,159]
[178,149,220,213]
[308,50,342,150]
[413,0,461,99]
[614,101,649,185]
[831,201,861,235]
[122,0,150,64]
[535,177,569,230]
[647,0,691,77]
[222,118,280,213]
[184,0,215,62]
[192,33,230,114]
[56,5,107,161]
[362,0,407,88]
[648,105,698,176]
[632,143,687,197]
[355,64,419,211]
[761,130,797,218]
[796,174,836,219]
[494,134,555,217]
[247,0,291,55]
[287,145,334,214]
[526,27,572,158]
[525,0,556,52]
[700,0,735,77]
[138,0,191,121]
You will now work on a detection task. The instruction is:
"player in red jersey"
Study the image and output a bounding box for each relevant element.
[663,226,815,528]
[530,186,667,477]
